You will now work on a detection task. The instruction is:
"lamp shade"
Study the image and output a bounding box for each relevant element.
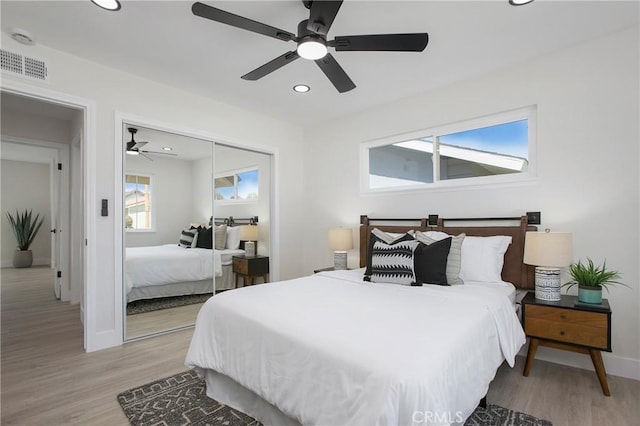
[524,231,573,267]
[240,225,259,241]
[328,228,353,251]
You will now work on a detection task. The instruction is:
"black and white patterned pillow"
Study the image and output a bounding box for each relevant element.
[178,228,197,248]
[366,239,419,285]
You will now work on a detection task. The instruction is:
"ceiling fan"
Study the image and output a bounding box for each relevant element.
[125,127,177,160]
[191,1,429,93]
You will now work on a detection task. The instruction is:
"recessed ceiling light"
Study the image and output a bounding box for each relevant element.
[10,28,34,45]
[91,0,121,11]
[293,84,310,93]
[162,147,173,152]
[509,0,534,5]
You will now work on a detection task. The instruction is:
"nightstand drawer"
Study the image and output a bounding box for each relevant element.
[525,305,607,328]
[233,257,248,275]
[525,306,608,349]
[525,318,608,349]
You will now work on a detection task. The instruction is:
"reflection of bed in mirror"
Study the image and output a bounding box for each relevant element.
[125,216,257,303]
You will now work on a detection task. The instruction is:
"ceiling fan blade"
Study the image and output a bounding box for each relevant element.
[139,152,154,161]
[133,141,148,150]
[141,150,177,156]
[315,53,355,93]
[242,51,300,81]
[307,0,343,36]
[329,33,429,52]
[192,2,296,42]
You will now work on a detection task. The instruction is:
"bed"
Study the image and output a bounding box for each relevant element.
[185,215,537,425]
[125,216,257,302]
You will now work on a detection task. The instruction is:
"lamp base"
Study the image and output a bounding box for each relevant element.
[245,241,256,257]
[534,267,561,301]
[333,251,347,270]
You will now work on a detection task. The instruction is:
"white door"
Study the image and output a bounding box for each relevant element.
[51,155,62,299]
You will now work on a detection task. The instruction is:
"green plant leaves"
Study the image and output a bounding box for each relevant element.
[5,209,44,251]
[562,258,628,292]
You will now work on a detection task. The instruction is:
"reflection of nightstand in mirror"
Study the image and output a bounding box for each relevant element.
[233,255,269,287]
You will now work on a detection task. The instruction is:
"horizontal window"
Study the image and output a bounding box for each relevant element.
[362,107,535,193]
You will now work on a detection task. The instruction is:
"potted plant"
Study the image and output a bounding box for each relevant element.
[6,209,44,268]
[563,258,628,304]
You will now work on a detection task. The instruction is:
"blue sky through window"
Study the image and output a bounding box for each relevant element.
[439,119,528,159]
[237,170,258,199]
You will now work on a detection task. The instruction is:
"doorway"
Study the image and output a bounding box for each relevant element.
[1,89,86,345]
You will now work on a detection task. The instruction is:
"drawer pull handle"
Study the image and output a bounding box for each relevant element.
[559,330,565,336]
[560,313,567,319]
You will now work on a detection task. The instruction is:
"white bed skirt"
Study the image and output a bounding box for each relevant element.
[202,369,300,426]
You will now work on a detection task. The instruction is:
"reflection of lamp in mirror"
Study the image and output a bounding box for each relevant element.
[328,228,353,270]
[524,229,573,301]
[240,225,259,257]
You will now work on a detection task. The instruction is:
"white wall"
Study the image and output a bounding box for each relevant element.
[125,155,195,247]
[303,27,640,376]
[1,109,72,143]
[1,159,51,266]
[1,32,306,350]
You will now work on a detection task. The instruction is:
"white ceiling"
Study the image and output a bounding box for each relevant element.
[1,1,638,126]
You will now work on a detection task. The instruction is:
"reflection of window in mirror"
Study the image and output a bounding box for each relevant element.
[362,106,535,193]
[125,173,155,231]
[215,167,259,202]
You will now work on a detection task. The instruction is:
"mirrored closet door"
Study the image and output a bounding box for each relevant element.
[122,126,273,340]
[123,124,215,340]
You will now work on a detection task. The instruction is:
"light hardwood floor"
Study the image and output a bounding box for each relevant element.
[2,266,639,425]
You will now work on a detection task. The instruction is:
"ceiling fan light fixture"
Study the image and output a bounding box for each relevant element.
[509,0,534,5]
[126,150,139,156]
[293,84,310,93]
[91,0,121,11]
[297,39,328,60]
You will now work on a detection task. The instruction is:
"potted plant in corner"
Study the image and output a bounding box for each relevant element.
[6,209,44,268]
[563,258,628,304]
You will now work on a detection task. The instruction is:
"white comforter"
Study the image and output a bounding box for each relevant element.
[185,269,526,426]
[125,244,222,294]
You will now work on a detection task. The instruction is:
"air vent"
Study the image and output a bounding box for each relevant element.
[0,49,48,81]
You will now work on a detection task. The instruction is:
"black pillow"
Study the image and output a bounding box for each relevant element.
[196,226,213,249]
[413,237,452,286]
[364,232,415,278]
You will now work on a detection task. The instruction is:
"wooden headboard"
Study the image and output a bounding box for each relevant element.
[359,215,537,290]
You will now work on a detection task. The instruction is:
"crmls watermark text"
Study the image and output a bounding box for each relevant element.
[412,410,464,424]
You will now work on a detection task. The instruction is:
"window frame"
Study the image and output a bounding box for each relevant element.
[214,166,260,204]
[360,106,537,194]
[124,172,156,233]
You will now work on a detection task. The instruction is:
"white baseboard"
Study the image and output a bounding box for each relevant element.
[518,344,640,381]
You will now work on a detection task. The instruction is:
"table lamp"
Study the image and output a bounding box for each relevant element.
[240,225,259,257]
[524,229,573,301]
[328,228,353,270]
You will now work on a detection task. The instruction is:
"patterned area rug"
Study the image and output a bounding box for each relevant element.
[126,294,211,315]
[118,371,553,426]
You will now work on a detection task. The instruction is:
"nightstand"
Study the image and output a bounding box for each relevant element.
[521,292,612,396]
[233,255,269,287]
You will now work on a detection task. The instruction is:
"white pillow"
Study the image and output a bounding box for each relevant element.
[226,226,241,250]
[459,235,512,282]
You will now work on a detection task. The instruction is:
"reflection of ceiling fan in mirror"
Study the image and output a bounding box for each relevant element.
[126,127,177,161]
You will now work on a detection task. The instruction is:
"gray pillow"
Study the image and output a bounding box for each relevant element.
[415,232,465,285]
[214,224,227,250]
